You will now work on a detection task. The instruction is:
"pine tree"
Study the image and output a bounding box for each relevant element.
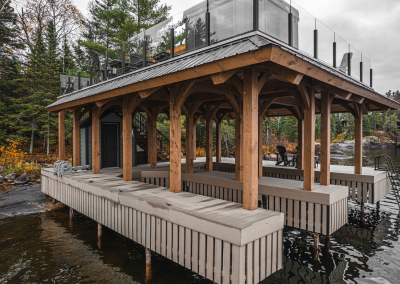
[80,0,170,59]
[74,42,86,71]
[11,23,48,154]
[0,0,24,145]
[61,36,76,73]
[40,20,61,155]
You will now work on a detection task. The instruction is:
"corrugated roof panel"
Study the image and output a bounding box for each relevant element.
[48,32,399,109]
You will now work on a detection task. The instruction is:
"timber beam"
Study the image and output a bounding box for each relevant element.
[211,69,239,84]
[47,45,399,113]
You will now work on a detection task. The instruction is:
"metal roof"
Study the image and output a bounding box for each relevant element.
[48,32,400,109]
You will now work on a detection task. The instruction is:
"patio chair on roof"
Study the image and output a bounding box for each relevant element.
[339,52,353,73]
[276,145,293,166]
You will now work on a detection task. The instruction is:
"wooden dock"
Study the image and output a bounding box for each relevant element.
[80,160,348,236]
[210,158,391,204]
[41,168,284,284]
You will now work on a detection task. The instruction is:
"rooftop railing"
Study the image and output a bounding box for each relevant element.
[62,0,373,95]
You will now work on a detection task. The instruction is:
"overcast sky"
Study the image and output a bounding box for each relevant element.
[73,0,400,95]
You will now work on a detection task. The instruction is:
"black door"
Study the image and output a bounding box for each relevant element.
[101,123,119,168]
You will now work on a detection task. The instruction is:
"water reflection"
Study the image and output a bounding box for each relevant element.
[0,149,399,283]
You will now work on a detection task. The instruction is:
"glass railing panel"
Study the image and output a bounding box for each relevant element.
[316,19,334,66]
[183,0,208,53]
[350,45,361,81]
[290,1,315,57]
[363,56,371,86]
[335,33,349,74]
[127,31,145,71]
[210,0,253,44]
[259,0,292,45]
[171,11,186,55]
[144,18,173,61]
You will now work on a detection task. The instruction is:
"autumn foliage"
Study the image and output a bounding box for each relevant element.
[0,140,42,179]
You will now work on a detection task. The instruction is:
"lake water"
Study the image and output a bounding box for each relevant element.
[1,149,400,283]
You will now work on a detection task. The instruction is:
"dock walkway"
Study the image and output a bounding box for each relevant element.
[41,168,284,284]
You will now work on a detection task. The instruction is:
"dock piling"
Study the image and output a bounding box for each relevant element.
[97,223,102,249]
[69,207,74,218]
[145,247,152,282]
[361,202,365,219]
[53,198,56,204]
[325,235,331,249]
[313,233,319,260]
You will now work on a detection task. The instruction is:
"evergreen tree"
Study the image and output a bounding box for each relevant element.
[281,116,298,142]
[362,115,373,137]
[0,0,24,145]
[315,114,321,140]
[61,36,75,73]
[80,0,170,59]
[11,23,48,153]
[42,20,61,155]
[74,42,87,71]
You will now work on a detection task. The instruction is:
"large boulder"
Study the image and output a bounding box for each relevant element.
[331,150,345,156]
[15,173,31,184]
[0,176,4,184]
[6,173,16,181]
[0,166,6,173]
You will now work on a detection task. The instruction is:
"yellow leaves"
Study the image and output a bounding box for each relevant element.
[0,140,43,177]
[0,139,27,168]
[196,147,206,157]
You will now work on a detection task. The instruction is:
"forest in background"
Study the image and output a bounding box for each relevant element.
[1,0,400,163]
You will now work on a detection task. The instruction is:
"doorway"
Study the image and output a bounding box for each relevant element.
[101,122,119,168]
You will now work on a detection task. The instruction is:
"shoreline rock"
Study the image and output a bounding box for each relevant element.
[331,142,397,149]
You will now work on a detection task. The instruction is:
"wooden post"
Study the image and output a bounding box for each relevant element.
[205,110,213,171]
[216,121,222,163]
[354,109,363,174]
[92,104,100,174]
[58,110,65,161]
[170,88,182,192]
[258,115,263,177]
[320,92,331,185]
[149,111,157,169]
[235,109,243,181]
[73,109,80,166]
[122,97,133,181]
[297,119,304,170]
[303,87,315,191]
[242,68,258,210]
[186,114,194,174]
[192,121,197,160]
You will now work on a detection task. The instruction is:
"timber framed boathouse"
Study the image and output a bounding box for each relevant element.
[44,0,400,282]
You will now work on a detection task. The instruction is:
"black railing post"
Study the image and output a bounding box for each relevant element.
[348,50,351,76]
[78,71,81,90]
[314,29,318,59]
[67,76,71,93]
[90,65,93,85]
[121,49,125,75]
[205,12,210,46]
[370,69,373,88]
[288,12,293,46]
[170,28,175,58]
[143,40,147,67]
[333,41,337,68]
[360,60,363,82]
[105,50,108,81]
[253,0,259,31]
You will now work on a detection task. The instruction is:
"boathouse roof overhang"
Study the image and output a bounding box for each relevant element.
[47,32,400,113]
